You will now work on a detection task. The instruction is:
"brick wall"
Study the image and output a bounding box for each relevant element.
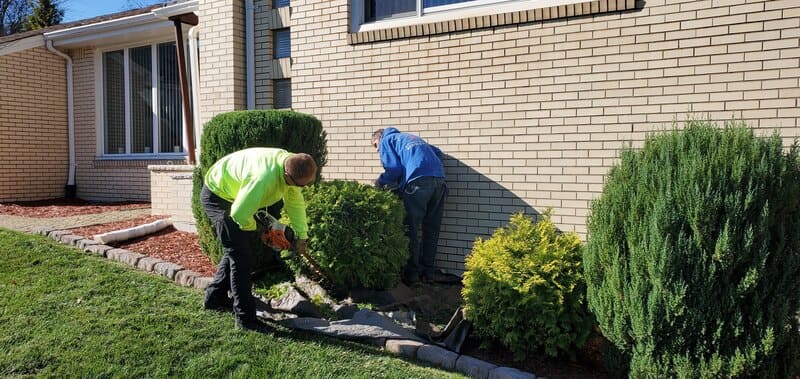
[150,165,195,223]
[281,0,800,274]
[71,48,185,202]
[198,0,248,125]
[254,1,291,109]
[0,46,68,201]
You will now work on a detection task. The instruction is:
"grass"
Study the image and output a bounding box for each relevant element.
[0,229,464,378]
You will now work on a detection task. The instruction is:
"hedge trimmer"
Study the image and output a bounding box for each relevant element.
[254,209,332,285]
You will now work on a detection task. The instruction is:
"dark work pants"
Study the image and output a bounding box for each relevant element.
[201,185,256,322]
[401,176,447,281]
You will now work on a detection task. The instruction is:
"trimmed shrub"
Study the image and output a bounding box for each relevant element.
[191,110,327,265]
[281,180,408,291]
[584,120,800,378]
[462,211,592,360]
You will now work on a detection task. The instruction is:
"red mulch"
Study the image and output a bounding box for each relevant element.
[0,198,149,218]
[69,215,216,277]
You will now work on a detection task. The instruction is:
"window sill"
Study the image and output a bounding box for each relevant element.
[92,154,187,169]
[96,154,186,161]
[348,0,636,45]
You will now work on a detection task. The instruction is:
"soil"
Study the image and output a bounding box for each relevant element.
[4,198,609,378]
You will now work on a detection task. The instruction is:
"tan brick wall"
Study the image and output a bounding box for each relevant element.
[0,46,69,201]
[254,2,291,109]
[278,0,800,274]
[198,0,248,125]
[149,165,195,223]
[71,48,185,202]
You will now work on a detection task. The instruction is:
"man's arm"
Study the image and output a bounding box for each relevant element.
[283,186,308,239]
[376,142,402,187]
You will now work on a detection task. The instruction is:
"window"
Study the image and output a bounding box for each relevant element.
[273,28,291,59]
[274,0,290,8]
[274,79,291,109]
[364,0,490,22]
[356,0,585,29]
[102,41,185,156]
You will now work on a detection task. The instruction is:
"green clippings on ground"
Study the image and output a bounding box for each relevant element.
[252,269,293,299]
[0,229,464,378]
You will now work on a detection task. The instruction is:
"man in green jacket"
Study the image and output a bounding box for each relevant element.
[201,147,317,331]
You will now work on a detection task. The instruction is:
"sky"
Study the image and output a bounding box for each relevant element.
[62,0,164,23]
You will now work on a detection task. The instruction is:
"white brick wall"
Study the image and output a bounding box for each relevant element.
[275,0,800,274]
[149,165,195,223]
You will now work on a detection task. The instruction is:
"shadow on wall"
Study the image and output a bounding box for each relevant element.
[435,154,542,276]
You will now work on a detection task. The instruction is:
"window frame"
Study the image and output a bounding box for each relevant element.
[94,38,188,160]
[351,0,586,33]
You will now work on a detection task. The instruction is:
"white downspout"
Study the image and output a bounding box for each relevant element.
[188,25,201,164]
[45,40,76,194]
[245,0,255,110]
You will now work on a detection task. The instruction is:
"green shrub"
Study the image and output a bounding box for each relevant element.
[281,180,408,291]
[191,110,327,265]
[584,120,800,378]
[462,211,592,360]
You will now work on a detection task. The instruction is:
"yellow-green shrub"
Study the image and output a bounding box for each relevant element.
[462,212,592,359]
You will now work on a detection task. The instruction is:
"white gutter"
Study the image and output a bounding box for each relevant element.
[188,25,201,163]
[246,0,255,109]
[44,0,198,45]
[45,40,76,191]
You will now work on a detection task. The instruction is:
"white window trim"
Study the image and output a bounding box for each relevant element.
[94,38,189,160]
[352,0,587,33]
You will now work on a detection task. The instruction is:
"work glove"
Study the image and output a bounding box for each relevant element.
[294,239,308,256]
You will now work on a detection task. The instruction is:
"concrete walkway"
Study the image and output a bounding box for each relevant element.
[0,208,152,232]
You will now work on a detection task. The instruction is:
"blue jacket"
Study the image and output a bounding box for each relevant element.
[376,127,445,191]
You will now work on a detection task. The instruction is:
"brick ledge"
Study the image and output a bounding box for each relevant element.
[348,0,636,45]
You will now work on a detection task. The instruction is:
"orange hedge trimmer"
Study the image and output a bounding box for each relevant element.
[254,209,331,283]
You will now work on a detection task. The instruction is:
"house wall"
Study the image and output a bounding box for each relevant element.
[198,0,247,125]
[0,46,69,201]
[71,48,185,202]
[279,0,800,274]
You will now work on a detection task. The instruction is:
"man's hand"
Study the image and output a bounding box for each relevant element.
[294,239,308,256]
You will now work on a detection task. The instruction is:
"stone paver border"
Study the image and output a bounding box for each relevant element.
[28,225,539,379]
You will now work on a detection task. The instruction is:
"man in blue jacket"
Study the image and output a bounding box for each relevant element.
[371,127,447,285]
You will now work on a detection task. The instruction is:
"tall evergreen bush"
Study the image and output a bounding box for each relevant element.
[584,120,800,377]
[191,110,327,265]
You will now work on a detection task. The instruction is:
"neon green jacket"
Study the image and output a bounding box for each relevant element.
[204,147,308,239]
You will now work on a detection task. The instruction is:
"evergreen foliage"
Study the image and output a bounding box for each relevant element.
[191,110,327,266]
[281,180,409,291]
[24,0,62,30]
[462,211,591,359]
[584,120,800,377]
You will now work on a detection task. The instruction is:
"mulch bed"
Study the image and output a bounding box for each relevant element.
[70,215,216,277]
[0,198,149,218]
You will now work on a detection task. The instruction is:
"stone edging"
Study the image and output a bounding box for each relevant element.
[32,227,213,290]
[32,226,538,379]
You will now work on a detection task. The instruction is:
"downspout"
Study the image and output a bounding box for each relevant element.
[246,0,255,110]
[188,25,201,164]
[45,40,76,198]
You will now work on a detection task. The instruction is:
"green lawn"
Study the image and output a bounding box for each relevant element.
[0,229,463,378]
